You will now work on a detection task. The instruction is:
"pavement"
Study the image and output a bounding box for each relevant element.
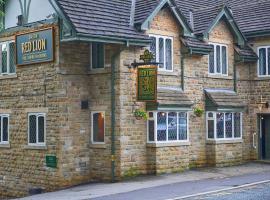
[17,162,270,200]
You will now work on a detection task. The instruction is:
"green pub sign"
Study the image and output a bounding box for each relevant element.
[46,155,57,168]
[16,28,54,66]
[137,66,157,102]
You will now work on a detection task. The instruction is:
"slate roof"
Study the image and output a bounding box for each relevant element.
[54,0,270,45]
[55,0,149,42]
[156,88,193,107]
[234,45,258,61]
[175,0,270,37]
[181,36,212,53]
[205,89,246,108]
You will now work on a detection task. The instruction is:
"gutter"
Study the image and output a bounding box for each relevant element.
[110,48,124,182]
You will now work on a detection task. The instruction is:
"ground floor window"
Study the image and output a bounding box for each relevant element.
[148,111,188,143]
[0,114,9,144]
[28,113,46,146]
[207,112,242,140]
[91,112,105,143]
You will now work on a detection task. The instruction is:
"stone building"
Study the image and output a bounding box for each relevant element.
[0,0,270,198]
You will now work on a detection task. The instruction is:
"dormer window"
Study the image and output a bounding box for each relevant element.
[209,43,228,76]
[149,35,173,72]
[258,46,270,77]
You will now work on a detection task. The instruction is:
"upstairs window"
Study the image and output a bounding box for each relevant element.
[207,112,242,140]
[149,35,173,71]
[209,43,228,75]
[0,41,16,75]
[258,47,270,76]
[0,114,9,144]
[148,111,188,143]
[90,43,105,70]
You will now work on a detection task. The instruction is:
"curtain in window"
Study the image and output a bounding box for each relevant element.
[216,45,221,73]
[222,46,227,74]
[168,112,177,140]
[157,112,167,141]
[216,113,224,138]
[29,115,37,144]
[150,37,156,62]
[159,38,164,69]
[165,39,172,70]
[234,113,241,138]
[179,112,187,140]
[209,45,215,73]
[148,119,155,142]
[259,48,266,75]
[93,113,105,143]
[1,43,7,73]
[9,42,16,73]
[225,113,233,138]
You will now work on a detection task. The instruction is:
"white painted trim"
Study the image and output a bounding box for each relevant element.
[91,111,105,144]
[0,40,16,76]
[147,111,189,144]
[27,113,46,146]
[206,111,242,141]
[257,46,270,77]
[0,114,10,144]
[149,34,174,72]
[208,42,228,76]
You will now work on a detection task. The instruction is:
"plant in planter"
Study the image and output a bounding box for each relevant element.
[134,109,148,120]
[194,107,204,117]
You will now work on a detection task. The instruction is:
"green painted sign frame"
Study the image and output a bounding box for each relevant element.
[16,28,54,66]
[137,66,157,102]
[46,155,57,168]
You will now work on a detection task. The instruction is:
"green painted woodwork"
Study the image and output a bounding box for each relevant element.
[46,155,57,168]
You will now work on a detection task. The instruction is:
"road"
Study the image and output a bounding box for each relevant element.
[184,183,270,200]
[91,172,270,200]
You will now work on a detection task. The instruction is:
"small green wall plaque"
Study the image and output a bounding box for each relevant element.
[137,66,157,102]
[46,155,57,168]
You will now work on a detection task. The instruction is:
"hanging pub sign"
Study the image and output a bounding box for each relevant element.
[137,65,157,102]
[16,28,54,66]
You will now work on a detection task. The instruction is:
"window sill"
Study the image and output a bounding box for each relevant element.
[147,141,190,148]
[0,143,11,148]
[207,74,232,80]
[24,145,47,150]
[0,74,17,80]
[158,70,177,76]
[206,139,243,144]
[88,68,110,75]
[89,143,106,149]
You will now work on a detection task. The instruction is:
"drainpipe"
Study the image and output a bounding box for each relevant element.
[181,53,185,91]
[233,62,237,92]
[110,47,123,183]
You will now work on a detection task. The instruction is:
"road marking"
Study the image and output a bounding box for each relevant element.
[165,180,270,200]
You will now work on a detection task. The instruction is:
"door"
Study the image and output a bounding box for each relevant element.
[260,115,270,160]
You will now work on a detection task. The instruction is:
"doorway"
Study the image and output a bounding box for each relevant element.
[259,115,270,160]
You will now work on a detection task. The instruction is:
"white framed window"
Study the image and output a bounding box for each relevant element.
[257,46,270,77]
[149,35,173,71]
[91,111,105,144]
[206,112,242,140]
[148,111,189,143]
[28,113,46,146]
[0,114,9,144]
[90,43,105,70]
[209,43,228,75]
[0,41,16,75]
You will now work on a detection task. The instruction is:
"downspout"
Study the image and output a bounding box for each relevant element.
[110,47,123,183]
[233,62,237,92]
[181,53,185,91]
